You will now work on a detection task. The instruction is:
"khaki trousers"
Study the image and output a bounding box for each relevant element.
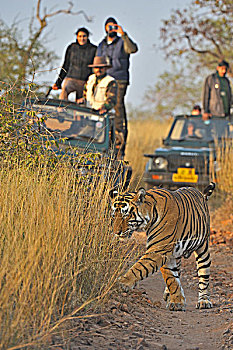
[59,78,85,101]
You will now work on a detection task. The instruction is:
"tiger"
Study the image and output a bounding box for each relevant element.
[109,182,215,311]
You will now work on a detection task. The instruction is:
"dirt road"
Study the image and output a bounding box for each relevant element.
[53,230,233,350]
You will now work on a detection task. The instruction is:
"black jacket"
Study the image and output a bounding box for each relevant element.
[55,40,96,88]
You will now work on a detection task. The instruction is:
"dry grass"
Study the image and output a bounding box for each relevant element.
[125,118,172,188]
[0,162,138,348]
[210,138,233,230]
[1,113,232,348]
[215,138,233,194]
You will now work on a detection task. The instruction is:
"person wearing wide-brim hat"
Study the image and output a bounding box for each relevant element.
[77,56,117,116]
[87,56,112,68]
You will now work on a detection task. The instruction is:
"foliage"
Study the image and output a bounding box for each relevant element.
[143,65,204,117]
[144,0,233,118]
[0,86,139,348]
[160,0,233,74]
[0,19,57,89]
[0,162,138,348]
[0,0,92,91]
[0,85,60,168]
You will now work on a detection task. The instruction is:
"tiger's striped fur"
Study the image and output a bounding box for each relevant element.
[110,182,215,311]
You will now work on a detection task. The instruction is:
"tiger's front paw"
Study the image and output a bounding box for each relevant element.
[166,295,186,311]
[118,274,137,292]
[196,298,212,309]
[167,301,186,311]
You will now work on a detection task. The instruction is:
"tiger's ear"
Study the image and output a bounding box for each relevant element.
[109,188,119,199]
[134,188,147,204]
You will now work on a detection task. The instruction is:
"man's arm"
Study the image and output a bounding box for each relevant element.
[121,32,138,54]
[228,78,232,114]
[115,25,138,54]
[202,75,211,114]
[54,45,71,88]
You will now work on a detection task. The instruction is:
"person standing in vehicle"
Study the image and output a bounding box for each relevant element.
[52,27,96,101]
[77,56,117,115]
[96,17,138,157]
[202,60,232,120]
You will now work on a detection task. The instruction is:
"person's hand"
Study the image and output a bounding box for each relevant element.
[98,107,107,115]
[106,23,124,36]
[52,83,59,90]
[115,131,124,146]
[202,112,212,121]
[77,97,84,104]
[116,24,124,36]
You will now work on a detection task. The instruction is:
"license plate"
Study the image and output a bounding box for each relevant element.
[172,168,198,183]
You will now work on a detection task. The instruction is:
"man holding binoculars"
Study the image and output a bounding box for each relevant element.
[96,17,138,158]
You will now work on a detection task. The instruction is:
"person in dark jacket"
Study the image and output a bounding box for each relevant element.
[96,17,138,157]
[52,27,96,100]
[202,60,232,120]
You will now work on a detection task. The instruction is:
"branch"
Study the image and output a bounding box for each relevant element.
[185,35,220,59]
[27,0,93,60]
[37,1,93,27]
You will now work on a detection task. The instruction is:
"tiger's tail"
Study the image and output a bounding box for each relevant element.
[203,182,216,201]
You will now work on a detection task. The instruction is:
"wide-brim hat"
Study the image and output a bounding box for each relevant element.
[88,56,112,68]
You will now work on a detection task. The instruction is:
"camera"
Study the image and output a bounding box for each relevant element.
[108,25,118,31]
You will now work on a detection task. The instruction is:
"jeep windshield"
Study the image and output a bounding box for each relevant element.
[169,117,230,143]
[31,103,106,143]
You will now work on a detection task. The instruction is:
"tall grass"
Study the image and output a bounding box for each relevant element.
[125,118,172,188]
[2,86,232,348]
[0,161,138,348]
[215,138,233,194]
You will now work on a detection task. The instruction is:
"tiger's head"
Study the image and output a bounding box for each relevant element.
[109,188,151,238]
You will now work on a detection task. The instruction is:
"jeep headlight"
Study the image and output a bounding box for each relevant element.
[152,157,168,170]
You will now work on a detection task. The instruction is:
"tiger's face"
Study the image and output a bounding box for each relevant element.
[109,188,150,238]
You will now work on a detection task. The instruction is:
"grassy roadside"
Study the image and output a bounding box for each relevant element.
[0,91,139,348]
[0,89,232,348]
[0,163,140,348]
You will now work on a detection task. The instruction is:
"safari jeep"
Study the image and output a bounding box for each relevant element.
[22,97,132,189]
[143,115,231,190]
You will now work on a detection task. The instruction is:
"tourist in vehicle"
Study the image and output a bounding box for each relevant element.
[186,122,196,137]
[202,60,232,120]
[96,17,138,157]
[52,27,96,101]
[77,56,117,114]
[191,105,202,116]
[185,122,204,139]
[77,56,125,157]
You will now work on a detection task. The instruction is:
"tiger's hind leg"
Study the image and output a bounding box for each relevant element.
[194,241,212,309]
[162,257,182,303]
[160,257,186,311]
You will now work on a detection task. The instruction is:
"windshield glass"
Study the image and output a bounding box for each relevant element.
[30,104,106,143]
[170,117,230,142]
